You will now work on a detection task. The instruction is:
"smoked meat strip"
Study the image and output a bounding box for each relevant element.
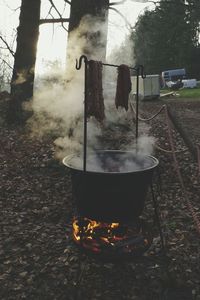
[86,60,105,122]
[115,64,132,111]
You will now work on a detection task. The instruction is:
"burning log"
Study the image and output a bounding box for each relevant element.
[72,217,152,257]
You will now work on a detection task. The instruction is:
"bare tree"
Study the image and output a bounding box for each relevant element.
[7,0,141,124]
[68,0,109,61]
[8,0,41,123]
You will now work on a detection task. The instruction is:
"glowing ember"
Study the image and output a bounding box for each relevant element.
[72,217,152,256]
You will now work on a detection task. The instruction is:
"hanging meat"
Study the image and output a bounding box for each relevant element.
[115,64,132,111]
[86,60,105,122]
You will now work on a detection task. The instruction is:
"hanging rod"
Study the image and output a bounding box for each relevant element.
[75,54,145,172]
[76,54,145,78]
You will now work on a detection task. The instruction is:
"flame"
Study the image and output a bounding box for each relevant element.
[72,217,152,255]
[73,218,120,245]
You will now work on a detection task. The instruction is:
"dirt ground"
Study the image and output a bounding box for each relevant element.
[0,93,200,300]
[164,98,200,149]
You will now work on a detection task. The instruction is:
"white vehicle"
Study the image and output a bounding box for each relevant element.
[182,79,197,88]
[162,68,186,83]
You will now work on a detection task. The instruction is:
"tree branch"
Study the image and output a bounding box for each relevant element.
[48,0,69,31]
[109,0,158,6]
[109,0,127,6]
[1,58,13,70]
[109,7,133,30]
[48,0,63,18]
[129,0,159,5]
[39,18,69,25]
[63,0,71,4]
[0,36,15,57]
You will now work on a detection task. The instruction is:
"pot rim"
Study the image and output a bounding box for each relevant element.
[62,150,159,175]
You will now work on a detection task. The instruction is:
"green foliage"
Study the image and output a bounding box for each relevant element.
[132,0,200,79]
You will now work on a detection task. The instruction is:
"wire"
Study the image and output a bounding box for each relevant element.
[197,144,200,177]
[130,100,200,234]
[130,102,166,121]
[155,144,187,154]
[164,106,200,234]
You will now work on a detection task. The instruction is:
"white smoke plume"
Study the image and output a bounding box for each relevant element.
[66,14,108,79]
[107,34,134,66]
[28,15,108,160]
[28,13,155,166]
[136,135,155,155]
[104,34,134,95]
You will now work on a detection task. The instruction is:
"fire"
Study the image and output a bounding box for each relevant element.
[73,218,120,248]
[72,217,152,255]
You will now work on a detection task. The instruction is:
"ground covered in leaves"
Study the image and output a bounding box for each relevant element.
[1,93,200,300]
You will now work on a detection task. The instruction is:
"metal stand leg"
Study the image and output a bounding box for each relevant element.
[150,183,165,253]
[156,166,162,197]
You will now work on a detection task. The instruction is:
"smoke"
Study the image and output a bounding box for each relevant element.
[136,135,155,155]
[66,14,108,79]
[27,15,108,159]
[28,13,155,165]
[64,148,157,173]
[105,34,134,94]
[107,35,134,66]
[28,69,104,159]
[53,117,102,160]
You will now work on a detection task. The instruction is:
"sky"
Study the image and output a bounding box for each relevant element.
[0,0,153,74]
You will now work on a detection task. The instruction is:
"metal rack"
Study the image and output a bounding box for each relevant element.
[75,55,165,253]
[75,54,145,172]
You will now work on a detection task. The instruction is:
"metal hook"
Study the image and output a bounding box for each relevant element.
[136,64,146,79]
[140,65,146,79]
[75,55,88,70]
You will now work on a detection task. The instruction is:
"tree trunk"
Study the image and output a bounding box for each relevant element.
[67,0,109,75]
[68,0,109,33]
[8,0,41,124]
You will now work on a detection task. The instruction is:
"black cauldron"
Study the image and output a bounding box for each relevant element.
[63,150,159,222]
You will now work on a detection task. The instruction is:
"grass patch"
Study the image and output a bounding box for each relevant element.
[178,87,200,98]
[160,87,200,98]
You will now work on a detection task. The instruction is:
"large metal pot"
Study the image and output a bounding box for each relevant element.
[63,150,159,222]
